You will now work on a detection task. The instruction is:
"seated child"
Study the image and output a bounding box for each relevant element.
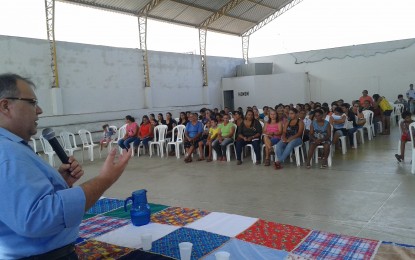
[100,124,115,150]
[205,118,219,162]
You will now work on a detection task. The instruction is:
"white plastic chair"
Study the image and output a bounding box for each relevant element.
[409,122,415,174]
[312,124,333,167]
[39,135,56,166]
[59,131,81,159]
[166,125,185,159]
[393,104,404,127]
[149,125,168,158]
[224,125,238,162]
[106,125,117,150]
[29,137,39,155]
[362,110,374,140]
[78,129,100,161]
[290,130,305,167]
[113,124,126,152]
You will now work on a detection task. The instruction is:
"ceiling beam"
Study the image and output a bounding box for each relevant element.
[199,0,245,28]
[169,0,258,25]
[242,0,303,36]
[56,0,138,16]
[244,0,277,11]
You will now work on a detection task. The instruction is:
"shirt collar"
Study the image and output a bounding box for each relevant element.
[0,127,32,148]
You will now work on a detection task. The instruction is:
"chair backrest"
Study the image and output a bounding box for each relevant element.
[394,104,404,116]
[30,137,37,153]
[117,124,127,141]
[398,118,404,136]
[39,135,54,154]
[171,125,183,142]
[175,125,186,142]
[409,122,415,148]
[78,129,94,146]
[362,110,374,127]
[59,131,77,150]
[153,125,168,142]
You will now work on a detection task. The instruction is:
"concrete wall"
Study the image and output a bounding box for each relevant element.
[222,73,308,109]
[250,38,415,104]
[0,35,243,139]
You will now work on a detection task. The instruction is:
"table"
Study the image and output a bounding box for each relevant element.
[75,198,415,259]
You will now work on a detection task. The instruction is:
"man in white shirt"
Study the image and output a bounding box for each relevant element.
[405,84,415,114]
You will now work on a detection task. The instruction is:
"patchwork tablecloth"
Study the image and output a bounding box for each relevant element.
[74,198,415,259]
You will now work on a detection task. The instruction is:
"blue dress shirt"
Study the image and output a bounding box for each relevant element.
[0,128,86,258]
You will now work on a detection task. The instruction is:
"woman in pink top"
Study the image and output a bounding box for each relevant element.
[118,115,139,151]
[262,109,283,166]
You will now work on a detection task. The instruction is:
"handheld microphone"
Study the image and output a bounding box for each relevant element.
[42,128,69,164]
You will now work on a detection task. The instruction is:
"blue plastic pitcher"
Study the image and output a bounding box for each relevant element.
[124,189,151,226]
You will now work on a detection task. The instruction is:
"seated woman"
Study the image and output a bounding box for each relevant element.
[352,103,366,128]
[134,115,153,152]
[213,114,236,161]
[232,110,243,127]
[205,118,220,162]
[341,103,358,147]
[149,113,158,127]
[235,110,263,165]
[157,113,166,125]
[178,112,189,126]
[197,120,211,161]
[274,108,304,169]
[276,106,287,126]
[184,113,204,163]
[253,107,262,122]
[118,115,139,151]
[330,107,347,146]
[262,109,282,166]
[165,112,177,139]
[305,109,332,169]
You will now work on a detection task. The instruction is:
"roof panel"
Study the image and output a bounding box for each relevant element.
[260,0,292,9]
[239,3,275,22]
[149,0,188,20]
[227,1,256,17]
[209,15,255,35]
[174,6,213,25]
[192,0,230,10]
[57,0,299,36]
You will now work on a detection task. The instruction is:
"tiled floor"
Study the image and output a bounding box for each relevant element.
[78,124,415,245]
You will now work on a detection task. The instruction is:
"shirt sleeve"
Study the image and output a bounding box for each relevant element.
[0,159,85,238]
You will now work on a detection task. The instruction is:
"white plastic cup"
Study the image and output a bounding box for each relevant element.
[141,233,152,251]
[179,242,193,260]
[215,251,230,260]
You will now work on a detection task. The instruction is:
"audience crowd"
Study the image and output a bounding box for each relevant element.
[111,89,405,169]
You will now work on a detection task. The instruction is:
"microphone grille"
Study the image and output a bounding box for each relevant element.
[42,128,56,140]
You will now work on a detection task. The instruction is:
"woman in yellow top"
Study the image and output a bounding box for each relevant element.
[205,118,220,162]
[373,94,393,135]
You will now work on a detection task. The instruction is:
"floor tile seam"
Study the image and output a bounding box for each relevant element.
[362,223,415,232]
[356,181,402,237]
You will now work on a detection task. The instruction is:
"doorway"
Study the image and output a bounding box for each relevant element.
[223,90,234,112]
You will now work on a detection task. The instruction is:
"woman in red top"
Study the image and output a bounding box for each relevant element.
[134,115,154,150]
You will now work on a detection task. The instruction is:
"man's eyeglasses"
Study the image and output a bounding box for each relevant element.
[5,97,38,106]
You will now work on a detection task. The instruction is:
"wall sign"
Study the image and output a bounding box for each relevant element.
[238,91,249,96]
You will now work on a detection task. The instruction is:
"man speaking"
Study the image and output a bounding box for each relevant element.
[0,73,131,259]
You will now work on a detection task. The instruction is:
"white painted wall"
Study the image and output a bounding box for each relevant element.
[222,73,307,109]
[250,38,415,104]
[0,35,243,139]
